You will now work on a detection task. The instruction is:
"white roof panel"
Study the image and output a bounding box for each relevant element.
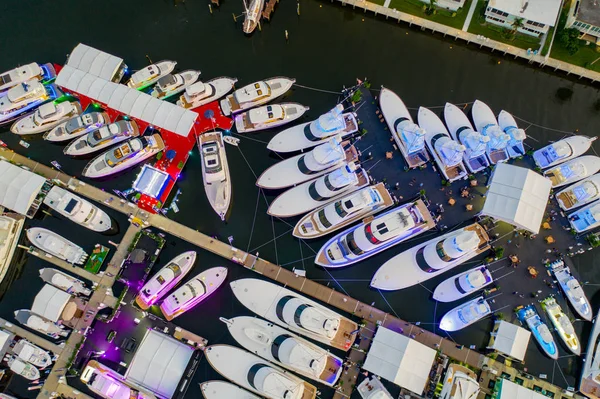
[488,0,561,26]
[176,111,197,136]
[76,73,98,96]
[119,90,142,114]
[153,102,175,128]
[66,44,90,69]
[87,52,110,77]
[129,95,153,120]
[87,78,109,99]
[489,321,531,362]
[66,69,87,93]
[107,84,130,110]
[78,48,101,73]
[163,106,186,133]
[65,43,124,81]
[141,98,164,124]
[31,284,71,323]
[0,161,46,216]
[498,379,548,399]
[97,81,119,105]
[55,65,76,89]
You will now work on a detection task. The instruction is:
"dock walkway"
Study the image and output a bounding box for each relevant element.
[23,245,102,284]
[0,317,63,355]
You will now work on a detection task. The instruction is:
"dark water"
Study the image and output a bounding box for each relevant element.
[2,0,600,397]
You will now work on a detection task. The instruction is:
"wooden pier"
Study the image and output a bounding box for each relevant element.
[0,317,63,355]
[262,0,279,21]
[22,245,102,284]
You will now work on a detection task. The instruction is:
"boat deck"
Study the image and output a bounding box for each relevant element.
[443,163,466,181]
[466,223,491,254]
[544,169,564,187]
[415,199,435,227]
[319,355,342,384]
[580,376,600,399]
[556,191,576,210]
[301,382,318,399]
[343,114,358,133]
[488,149,508,164]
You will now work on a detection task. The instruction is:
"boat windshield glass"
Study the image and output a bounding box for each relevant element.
[334,201,348,217]
[344,231,364,255]
[317,209,332,228]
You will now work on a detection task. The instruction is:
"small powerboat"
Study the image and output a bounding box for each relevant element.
[471,100,510,164]
[26,227,88,265]
[569,199,600,233]
[13,339,53,368]
[6,355,40,381]
[126,60,177,90]
[235,103,309,133]
[81,361,135,399]
[177,77,238,109]
[14,309,69,338]
[220,77,295,116]
[199,131,232,221]
[63,120,139,156]
[0,63,56,94]
[200,381,261,399]
[533,135,597,169]
[439,296,491,332]
[432,265,493,303]
[497,110,527,158]
[150,70,200,100]
[243,0,265,34]
[556,174,600,211]
[543,155,600,188]
[541,297,581,355]
[549,259,592,321]
[516,305,559,360]
[43,186,112,232]
[44,111,109,142]
[0,80,62,125]
[444,102,490,173]
[40,268,92,296]
[11,101,81,135]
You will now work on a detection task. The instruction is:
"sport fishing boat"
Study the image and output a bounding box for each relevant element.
[541,297,580,355]
[580,307,600,397]
[201,381,261,399]
[39,268,92,296]
[150,70,200,100]
[315,199,435,268]
[439,363,480,399]
[516,305,558,360]
[533,135,597,169]
[177,77,238,109]
[267,104,358,153]
[443,102,490,173]
[160,267,228,321]
[230,278,358,350]
[568,199,600,233]
[267,162,369,218]
[6,355,40,381]
[257,137,357,189]
[243,0,265,34]
[471,100,510,164]
[439,296,491,332]
[82,134,165,178]
[44,111,109,142]
[497,110,526,158]
[26,227,88,265]
[293,183,394,239]
[221,316,343,386]
[380,87,429,168]
[12,339,53,368]
[11,101,81,135]
[419,107,467,182]
[371,223,490,291]
[235,103,309,133]
[135,250,197,310]
[126,60,177,90]
[199,131,232,221]
[543,155,600,188]
[63,120,139,156]
[81,361,137,399]
[204,345,317,399]
[14,309,69,338]
[432,265,493,303]
[0,62,56,94]
[220,77,295,116]
[549,259,593,321]
[43,186,112,232]
[556,174,600,211]
[0,80,62,125]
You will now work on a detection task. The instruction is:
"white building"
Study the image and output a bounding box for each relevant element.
[484,0,562,37]
[567,0,600,44]
[419,0,466,12]
[487,320,531,362]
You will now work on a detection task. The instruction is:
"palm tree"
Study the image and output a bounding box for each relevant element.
[511,17,524,34]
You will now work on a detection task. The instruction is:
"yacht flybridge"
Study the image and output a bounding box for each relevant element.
[177,77,238,109]
[199,131,232,221]
[0,80,62,125]
[43,186,112,232]
[516,305,558,360]
[549,259,592,321]
[44,111,109,142]
[433,265,493,303]
[439,363,480,399]
[11,101,81,135]
[150,70,200,100]
[569,198,600,233]
[201,381,261,399]
[0,62,56,94]
[14,309,68,338]
[556,173,600,211]
[543,155,600,188]
[533,135,597,169]
[63,120,140,156]
[13,339,53,368]
[40,268,92,296]
[471,100,510,164]
[26,227,88,265]
[541,297,580,355]
[220,77,295,116]
[243,0,266,34]
[235,103,309,133]
[497,110,526,158]
[439,296,491,332]
[126,60,177,90]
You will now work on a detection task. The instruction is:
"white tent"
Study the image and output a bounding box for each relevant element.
[31,284,71,323]
[65,43,125,82]
[497,378,548,399]
[0,161,46,217]
[487,320,531,362]
[481,163,551,234]
[363,326,436,395]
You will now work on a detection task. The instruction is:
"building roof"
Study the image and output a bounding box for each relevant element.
[489,321,531,362]
[497,378,548,399]
[488,0,562,26]
[31,284,71,323]
[132,165,170,198]
[577,0,600,27]
[363,327,437,395]
[0,160,46,216]
[66,43,124,82]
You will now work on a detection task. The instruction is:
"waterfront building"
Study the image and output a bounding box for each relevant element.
[484,0,561,37]
[567,0,600,43]
[487,320,531,362]
[418,0,466,12]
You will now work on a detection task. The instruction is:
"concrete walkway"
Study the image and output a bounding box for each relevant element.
[383,0,391,8]
[462,0,479,32]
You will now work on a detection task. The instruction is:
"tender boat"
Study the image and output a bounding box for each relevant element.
[26,227,88,265]
[13,339,53,368]
[267,162,369,218]
[221,316,343,386]
[568,198,600,233]
[43,186,112,232]
[11,101,81,135]
[439,296,491,332]
[371,223,490,291]
[471,100,510,164]
[580,306,600,396]
[556,174,600,211]
[177,77,238,109]
[443,102,490,173]
[541,297,581,355]
[516,305,559,360]
[257,137,357,189]
[220,77,295,116]
[63,120,139,156]
[497,110,526,158]
[39,268,92,296]
[126,60,177,90]
[82,134,165,178]
[549,259,593,321]
[14,309,68,338]
[6,355,40,381]
[0,81,62,125]
[439,363,480,399]
[293,183,394,239]
[201,381,261,399]
[135,251,197,310]
[267,104,358,153]
[230,278,358,350]
[0,63,56,94]
[150,70,200,100]
[199,131,232,221]
[81,361,135,399]
[432,265,493,303]
[533,135,597,169]
[160,266,228,321]
[543,155,600,188]
[44,111,109,142]
[315,199,435,268]
[419,107,467,182]
[380,87,429,168]
[243,0,265,34]
[205,345,317,399]
[235,103,308,133]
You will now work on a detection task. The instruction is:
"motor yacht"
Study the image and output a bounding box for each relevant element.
[11,101,81,135]
[439,296,491,332]
[439,363,480,399]
[497,110,526,158]
[543,155,600,188]
[201,381,261,399]
[199,131,232,221]
[0,63,56,94]
[315,199,435,268]
[549,259,593,321]
[220,77,295,116]
[126,60,177,90]
[580,305,600,397]
[556,174,600,211]
[0,81,62,125]
[135,251,197,310]
[541,297,580,355]
[43,186,112,232]
[243,0,265,34]
[371,223,490,291]
[0,215,24,288]
[177,77,238,109]
[14,309,68,338]
[81,361,135,399]
[533,135,597,169]
[63,120,139,156]
[471,100,510,164]
[569,198,600,233]
[516,305,558,360]
[150,70,200,100]
[44,111,109,142]
[39,268,92,296]
[235,103,309,133]
[432,265,493,303]
[26,227,88,265]
[6,355,40,381]
[12,339,53,368]
[82,134,165,178]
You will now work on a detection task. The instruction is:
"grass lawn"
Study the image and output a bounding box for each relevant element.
[541,25,555,56]
[385,0,473,30]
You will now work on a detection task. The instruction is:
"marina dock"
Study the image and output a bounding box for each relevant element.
[0,317,63,355]
[262,0,279,21]
[22,245,102,285]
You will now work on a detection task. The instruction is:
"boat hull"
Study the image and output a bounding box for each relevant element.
[177,77,238,109]
[10,102,82,135]
[471,100,509,164]
[64,120,140,156]
[200,381,261,399]
[497,110,525,158]
[150,70,201,100]
[235,103,309,133]
[444,102,489,173]
[44,111,109,142]
[533,135,597,170]
[220,77,295,116]
[544,155,600,188]
[26,227,88,265]
[432,265,493,302]
[439,296,491,332]
[199,131,232,220]
[556,173,600,211]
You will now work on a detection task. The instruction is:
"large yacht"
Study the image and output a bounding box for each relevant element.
[549,259,592,321]
[43,186,112,232]
[568,198,600,233]
[556,174,600,211]
[543,155,600,188]
[516,305,558,360]
[199,131,232,221]
[235,103,309,133]
[444,102,490,173]
[201,381,261,399]
[0,215,25,290]
[63,120,139,156]
[14,309,68,338]
[150,70,200,100]
[6,355,40,381]
[471,100,510,164]
[44,111,109,142]
[81,361,138,399]
[371,223,490,291]
[580,308,600,397]
[26,227,88,265]
[541,297,580,356]
[432,265,493,303]
[533,135,597,169]
[0,81,62,124]
[497,110,526,158]
[13,339,53,368]
[126,60,177,90]
[11,101,81,135]
[315,199,435,268]
[438,363,480,399]
[439,296,491,332]
[243,0,265,34]
[39,268,92,296]
[177,77,238,109]
[220,77,295,116]
[0,62,56,94]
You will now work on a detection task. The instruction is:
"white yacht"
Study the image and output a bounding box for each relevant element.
[543,155,600,188]
[201,381,261,399]
[569,198,600,233]
[471,100,510,164]
[439,296,491,332]
[379,87,429,168]
[43,186,112,232]
[549,259,592,321]
[419,107,468,182]
[516,305,558,360]
[12,339,53,368]
[220,77,295,116]
[371,223,490,291]
[533,135,597,169]
[267,162,369,218]
[580,307,600,397]
[257,137,357,189]
[205,345,317,399]
[199,131,232,221]
[14,309,68,338]
[235,103,309,133]
[82,134,165,178]
[135,250,197,310]
[243,0,265,34]
[0,216,25,289]
[293,183,394,239]
[230,278,358,350]
[497,110,526,158]
[541,297,580,355]
[443,102,490,173]
[160,266,228,321]
[44,111,109,142]
[0,62,56,94]
[221,316,343,386]
[432,265,493,303]
[267,104,358,153]
[177,77,238,109]
[63,120,139,156]
[39,268,92,296]
[556,173,600,211]
[0,81,62,124]
[6,355,40,381]
[11,101,81,135]
[81,361,136,399]
[150,70,200,100]
[315,199,435,268]
[126,60,177,90]
[439,363,480,399]
[26,227,88,265]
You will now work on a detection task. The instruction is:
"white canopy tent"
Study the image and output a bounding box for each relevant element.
[65,43,125,82]
[481,163,552,234]
[497,379,548,399]
[32,284,71,323]
[487,320,531,362]
[363,326,436,395]
[0,161,46,217]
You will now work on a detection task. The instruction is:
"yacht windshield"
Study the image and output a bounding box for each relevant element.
[317,209,332,228]
[334,201,348,217]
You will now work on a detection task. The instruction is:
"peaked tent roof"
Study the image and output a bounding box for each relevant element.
[489,321,531,362]
[32,284,71,323]
[65,43,124,82]
[497,378,548,399]
[0,160,46,216]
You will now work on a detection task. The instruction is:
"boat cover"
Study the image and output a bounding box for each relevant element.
[315,104,345,132]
